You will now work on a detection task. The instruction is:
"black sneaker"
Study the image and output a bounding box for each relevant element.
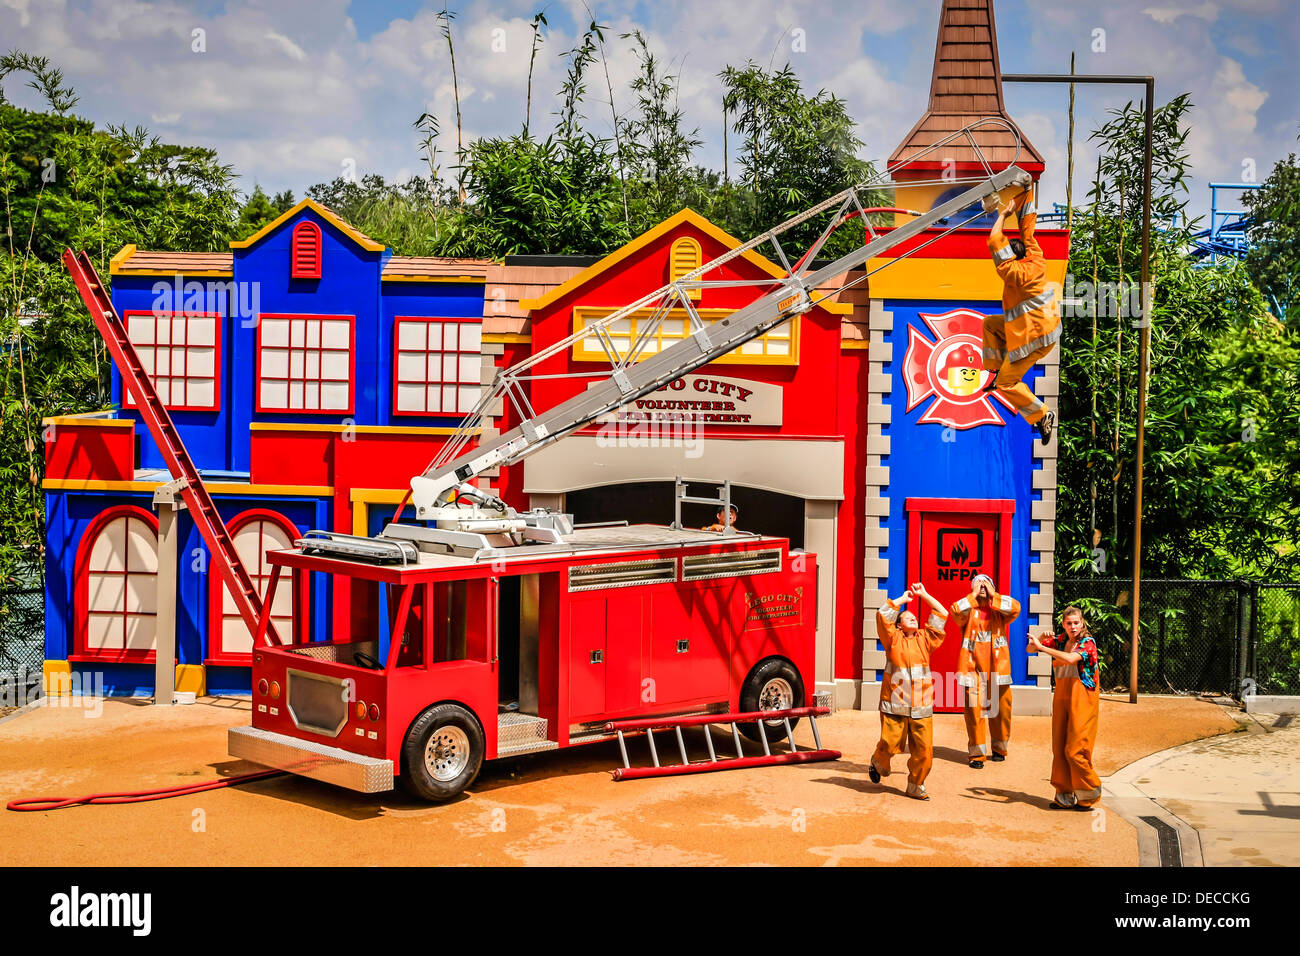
[969,759,984,770]
[989,752,1006,762]
[868,764,881,784]
[1036,410,1055,446]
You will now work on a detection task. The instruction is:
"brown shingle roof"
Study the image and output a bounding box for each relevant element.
[383,256,496,280]
[113,250,234,274]
[482,263,586,336]
[889,0,1044,172]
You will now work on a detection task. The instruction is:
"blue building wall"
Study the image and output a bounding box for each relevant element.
[880,298,1046,685]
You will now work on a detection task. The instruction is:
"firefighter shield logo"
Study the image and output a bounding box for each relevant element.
[903,309,1014,429]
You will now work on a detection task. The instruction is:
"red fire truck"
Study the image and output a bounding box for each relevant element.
[230,517,819,800]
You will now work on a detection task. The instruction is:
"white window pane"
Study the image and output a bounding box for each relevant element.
[321,383,349,409]
[321,320,350,348]
[321,352,349,380]
[261,381,288,408]
[189,316,216,346]
[767,339,790,356]
[171,317,189,346]
[262,318,288,347]
[642,340,660,354]
[125,574,157,614]
[609,318,632,335]
[156,320,171,345]
[188,347,215,377]
[126,521,158,572]
[155,380,171,404]
[740,340,764,354]
[396,383,426,412]
[397,353,425,380]
[291,318,306,346]
[136,347,155,376]
[459,323,481,352]
[128,315,155,343]
[88,572,125,613]
[123,614,157,651]
[222,616,253,655]
[457,355,479,382]
[442,324,458,351]
[289,351,304,377]
[305,351,320,378]
[427,386,441,413]
[262,348,288,378]
[442,385,458,411]
[442,355,458,380]
[156,350,170,375]
[86,613,122,650]
[304,382,320,409]
[426,324,442,351]
[458,386,480,413]
[306,321,320,348]
[90,518,127,572]
[271,585,293,616]
[186,380,215,407]
[289,381,304,408]
[398,321,426,350]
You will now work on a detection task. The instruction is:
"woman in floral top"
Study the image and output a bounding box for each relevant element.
[1028,606,1102,810]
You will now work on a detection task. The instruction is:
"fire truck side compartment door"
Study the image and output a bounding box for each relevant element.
[568,597,606,720]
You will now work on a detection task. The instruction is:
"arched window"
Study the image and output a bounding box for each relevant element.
[669,237,702,301]
[75,506,160,662]
[208,510,303,662]
[291,221,322,279]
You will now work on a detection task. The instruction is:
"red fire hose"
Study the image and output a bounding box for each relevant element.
[6,768,284,812]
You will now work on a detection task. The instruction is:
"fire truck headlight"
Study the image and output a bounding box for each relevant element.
[269,680,281,699]
[368,704,381,722]
[257,679,268,696]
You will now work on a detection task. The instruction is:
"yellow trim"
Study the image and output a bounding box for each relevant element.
[518,207,851,315]
[229,197,386,252]
[349,487,408,536]
[572,306,799,366]
[109,244,136,271]
[483,333,531,344]
[42,478,332,496]
[175,664,207,696]
[382,274,488,284]
[247,422,472,436]
[864,256,1068,301]
[840,339,871,350]
[41,414,133,428]
[44,660,72,698]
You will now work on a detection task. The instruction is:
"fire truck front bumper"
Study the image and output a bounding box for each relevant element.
[229,725,394,794]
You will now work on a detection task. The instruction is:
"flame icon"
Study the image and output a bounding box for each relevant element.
[951,538,970,565]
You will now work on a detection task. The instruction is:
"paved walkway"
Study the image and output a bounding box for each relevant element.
[1104,705,1300,867]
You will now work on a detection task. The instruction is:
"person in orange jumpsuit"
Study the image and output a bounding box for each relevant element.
[868,582,949,800]
[1029,606,1102,809]
[950,573,1020,769]
[983,189,1060,445]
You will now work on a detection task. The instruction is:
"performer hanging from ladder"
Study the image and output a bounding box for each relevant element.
[982,189,1060,444]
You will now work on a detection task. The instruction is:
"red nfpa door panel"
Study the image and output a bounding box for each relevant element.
[906,499,1014,713]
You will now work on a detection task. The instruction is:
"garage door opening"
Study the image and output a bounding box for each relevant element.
[565,481,805,548]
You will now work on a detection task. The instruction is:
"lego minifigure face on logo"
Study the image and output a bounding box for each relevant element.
[940,343,985,397]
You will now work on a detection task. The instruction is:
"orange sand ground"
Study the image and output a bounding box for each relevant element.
[0,694,1238,866]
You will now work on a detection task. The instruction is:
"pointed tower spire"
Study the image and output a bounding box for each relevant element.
[889,0,1044,177]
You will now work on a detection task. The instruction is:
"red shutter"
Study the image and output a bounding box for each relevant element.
[291,221,322,279]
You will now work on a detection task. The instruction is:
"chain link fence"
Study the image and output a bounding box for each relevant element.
[0,587,45,680]
[1057,578,1300,697]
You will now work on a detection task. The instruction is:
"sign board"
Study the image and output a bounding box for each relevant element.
[595,374,782,426]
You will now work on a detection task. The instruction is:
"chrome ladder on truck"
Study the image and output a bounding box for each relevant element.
[62,250,275,644]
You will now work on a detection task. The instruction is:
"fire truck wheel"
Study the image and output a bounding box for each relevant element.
[400,704,485,802]
[738,658,804,743]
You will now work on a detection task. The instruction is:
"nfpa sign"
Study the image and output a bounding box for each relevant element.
[934,527,986,581]
[902,309,1015,429]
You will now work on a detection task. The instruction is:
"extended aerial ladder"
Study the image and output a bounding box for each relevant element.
[406,119,1033,525]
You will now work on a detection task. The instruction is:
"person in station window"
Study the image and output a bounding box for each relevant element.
[704,504,739,533]
[983,189,1060,445]
[950,573,1020,769]
[1029,606,1102,810]
[868,582,949,800]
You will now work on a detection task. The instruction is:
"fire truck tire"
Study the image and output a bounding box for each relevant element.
[738,658,804,743]
[400,704,485,802]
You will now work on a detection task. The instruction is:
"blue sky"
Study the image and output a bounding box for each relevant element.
[2,0,1296,224]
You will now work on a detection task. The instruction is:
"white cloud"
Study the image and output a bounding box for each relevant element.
[1142,2,1220,24]
[264,31,308,62]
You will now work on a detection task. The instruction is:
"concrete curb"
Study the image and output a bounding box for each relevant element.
[0,696,46,729]
[1103,743,1209,867]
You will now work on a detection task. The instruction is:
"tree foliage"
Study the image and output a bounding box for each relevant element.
[1242,148,1299,321]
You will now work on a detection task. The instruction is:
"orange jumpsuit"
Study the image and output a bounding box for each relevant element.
[984,205,1060,425]
[950,589,1020,762]
[1042,632,1102,807]
[870,600,948,798]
